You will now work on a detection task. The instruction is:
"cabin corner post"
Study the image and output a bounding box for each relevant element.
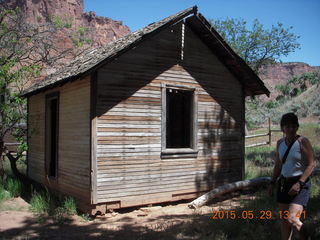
[241,87,246,180]
[26,96,30,178]
[161,83,166,152]
[90,71,98,204]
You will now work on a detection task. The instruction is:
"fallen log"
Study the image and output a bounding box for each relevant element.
[188,177,271,209]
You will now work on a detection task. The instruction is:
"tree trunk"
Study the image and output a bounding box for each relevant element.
[0,140,4,181]
[188,177,271,209]
[6,152,27,182]
[6,151,43,192]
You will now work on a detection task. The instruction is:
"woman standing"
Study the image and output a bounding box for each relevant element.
[268,112,316,240]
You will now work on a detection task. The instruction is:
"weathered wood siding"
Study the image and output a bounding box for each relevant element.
[28,77,91,201]
[95,21,245,207]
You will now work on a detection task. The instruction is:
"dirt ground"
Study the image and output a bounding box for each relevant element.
[0,193,246,240]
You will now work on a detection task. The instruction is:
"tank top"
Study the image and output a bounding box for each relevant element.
[279,136,306,177]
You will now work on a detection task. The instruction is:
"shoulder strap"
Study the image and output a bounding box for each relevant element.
[282,136,299,164]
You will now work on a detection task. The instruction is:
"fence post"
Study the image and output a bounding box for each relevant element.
[268,118,271,146]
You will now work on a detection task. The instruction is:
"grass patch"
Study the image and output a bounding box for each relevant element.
[29,191,50,214]
[245,161,272,179]
[0,184,11,203]
[5,177,23,197]
[245,146,274,179]
[245,146,276,167]
[29,190,78,224]
[298,123,320,144]
[3,157,27,176]
[62,196,77,215]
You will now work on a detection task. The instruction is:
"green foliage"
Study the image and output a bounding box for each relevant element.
[0,183,11,202]
[275,84,291,96]
[246,74,320,127]
[49,15,73,29]
[245,98,269,128]
[265,100,278,109]
[71,26,92,48]
[30,191,50,214]
[5,177,22,197]
[245,146,275,179]
[0,5,92,179]
[289,70,320,87]
[210,18,300,73]
[62,196,77,215]
[30,189,78,224]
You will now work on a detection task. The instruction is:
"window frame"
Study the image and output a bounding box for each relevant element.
[161,84,198,158]
[45,92,60,179]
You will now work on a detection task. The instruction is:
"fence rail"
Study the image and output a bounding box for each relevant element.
[245,118,282,148]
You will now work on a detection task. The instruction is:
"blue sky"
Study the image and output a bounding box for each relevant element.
[84,0,320,66]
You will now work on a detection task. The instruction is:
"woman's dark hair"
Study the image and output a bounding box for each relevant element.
[280,112,299,130]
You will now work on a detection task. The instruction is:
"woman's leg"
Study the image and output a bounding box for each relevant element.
[279,203,293,240]
[287,203,308,240]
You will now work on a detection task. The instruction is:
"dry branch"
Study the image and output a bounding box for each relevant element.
[188,177,271,209]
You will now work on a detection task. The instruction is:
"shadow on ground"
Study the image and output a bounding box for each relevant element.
[2,186,320,240]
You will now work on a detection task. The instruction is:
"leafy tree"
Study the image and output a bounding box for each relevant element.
[210,18,300,73]
[0,4,91,180]
[209,18,301,128]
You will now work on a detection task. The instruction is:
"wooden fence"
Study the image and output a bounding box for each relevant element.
[245,118,282,148]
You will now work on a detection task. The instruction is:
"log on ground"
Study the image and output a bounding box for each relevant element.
[188,177,271,209]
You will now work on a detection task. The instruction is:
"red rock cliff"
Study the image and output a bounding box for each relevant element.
[5,0,131,46]
[259,62,320,99]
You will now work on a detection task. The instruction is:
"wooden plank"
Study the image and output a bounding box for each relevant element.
[96,157,238,166]
[96,165,241,179]
[97,120,160,125]
[96,168,240,183]
[98,115,160,121]
[97,124,160,128]
[97,128,160,133]
[97,132,161,137]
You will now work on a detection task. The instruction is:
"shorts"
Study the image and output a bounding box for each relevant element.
[277,175,311,207]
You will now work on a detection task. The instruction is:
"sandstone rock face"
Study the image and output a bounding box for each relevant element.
[259,62,320,99]
[6,0,131,46]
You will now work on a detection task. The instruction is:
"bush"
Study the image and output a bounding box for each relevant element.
[265,101,278,109]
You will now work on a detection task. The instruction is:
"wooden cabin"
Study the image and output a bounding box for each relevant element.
[23,6,269,214]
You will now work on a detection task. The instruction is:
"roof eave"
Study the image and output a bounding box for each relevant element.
[22,6,198,98]
[185,13,270,97]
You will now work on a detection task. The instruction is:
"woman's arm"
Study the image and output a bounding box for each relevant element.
[299,137,316,183]
[288,137,316,195]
